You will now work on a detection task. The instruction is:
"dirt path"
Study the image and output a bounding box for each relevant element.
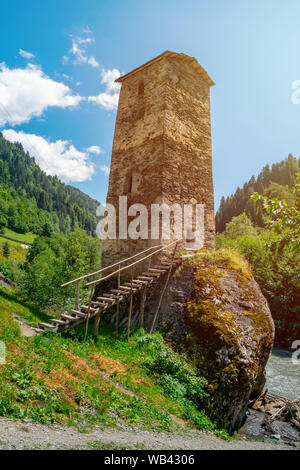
[0,416,286,450]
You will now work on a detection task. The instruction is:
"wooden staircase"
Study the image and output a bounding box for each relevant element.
[35,240,181,336]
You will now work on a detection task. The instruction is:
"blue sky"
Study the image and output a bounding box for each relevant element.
[1,0,300,209]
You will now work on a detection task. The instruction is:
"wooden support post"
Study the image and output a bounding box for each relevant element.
[84,285,95,341]
[127,266,134,341]
[139,288,147,328]
[75,280,80,310]
[115,263,121,337]
[150,242,178,334]
[93,312,101,338]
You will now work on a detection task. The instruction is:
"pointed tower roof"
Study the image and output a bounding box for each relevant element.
[115,50,215,87]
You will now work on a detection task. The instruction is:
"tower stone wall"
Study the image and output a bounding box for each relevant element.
[102,51,215,269]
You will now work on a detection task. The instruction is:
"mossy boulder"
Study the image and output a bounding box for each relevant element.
[154,251,275,432]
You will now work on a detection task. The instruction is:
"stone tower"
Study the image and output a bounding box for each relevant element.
[102,51,215,268]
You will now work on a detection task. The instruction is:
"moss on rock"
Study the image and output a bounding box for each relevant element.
[154,249,275,432]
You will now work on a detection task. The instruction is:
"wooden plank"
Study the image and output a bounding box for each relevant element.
[70,309,87,318]
[139,288,147,328]
[93,312,101,338]
[97,296,115,303]
[149,268,166,273]
[115,302,120,337]
[110,289,128,295]
[137,276,155,281]
[61,314,77,321]
[122,284,139,290]
[103,293,122,299]
[50,318,67,325]
[150,242,178,334]
[39,322,57,329]
[81,305,98,312]
[92,301,109,308]
[127,267,134,340]
[106,293,125,300]
[75,280,80,310]
[142,272,160,277]
[153,264,172,269]
[84,285,95,341]
[32,327,44,333]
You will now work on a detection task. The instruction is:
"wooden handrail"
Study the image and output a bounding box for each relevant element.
[61,243,163,287]
[85,239,181,288]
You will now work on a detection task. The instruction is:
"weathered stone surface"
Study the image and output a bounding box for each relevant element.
[152,258,275,432]
[102,51,215,269]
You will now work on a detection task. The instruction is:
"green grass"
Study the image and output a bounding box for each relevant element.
[0,284,233,439]
[0,240,28,264]
[2,229,37,244]
[183,247,252,277]
[0,286,51,326]
[0,230,37,265]
[0,289,230,436]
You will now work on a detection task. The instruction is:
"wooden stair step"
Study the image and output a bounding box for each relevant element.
[108,291,125,299]
[92,300,109,310]
[142,271,160,277]
[148,268,166,273]
[39,322,57,329]
[81,305,98,312]
[97,296,115,303]
[123,282,140,288]
[137,276,155,281]
[122,284,139,291]
[104,294,122,300]
[70,309,87,318]
[50,318,67,325]
[32,327,44,333]
[110,289,127,296]
[61,313,77,321]
[117,286,134,293]
[92,301,109,308]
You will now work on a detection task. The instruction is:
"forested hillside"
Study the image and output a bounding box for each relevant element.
[216,170,299,347]
[0,133,99,236]
[216,154,300,232]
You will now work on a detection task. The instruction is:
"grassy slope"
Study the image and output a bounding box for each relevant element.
[0,229,37,268]
[0,286,228,437]
[3,229,37,244]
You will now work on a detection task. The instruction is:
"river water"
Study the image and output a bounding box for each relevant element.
[265,348,300,401]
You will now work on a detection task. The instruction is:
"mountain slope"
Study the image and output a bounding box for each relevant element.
[216,154,300,232]
[0,133,99,235]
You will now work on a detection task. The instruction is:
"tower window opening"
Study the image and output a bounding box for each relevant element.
[124,174,133,194]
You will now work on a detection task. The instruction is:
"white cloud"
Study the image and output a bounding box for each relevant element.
[67,36,99,68]
[19,49,35,59]
[0,63,83,126]
[87,56,99,68]
[88,68,121,111]
[3,129,95,183]
[83,26,92,34]
[100,165,110,176]
[86,145,103,155]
